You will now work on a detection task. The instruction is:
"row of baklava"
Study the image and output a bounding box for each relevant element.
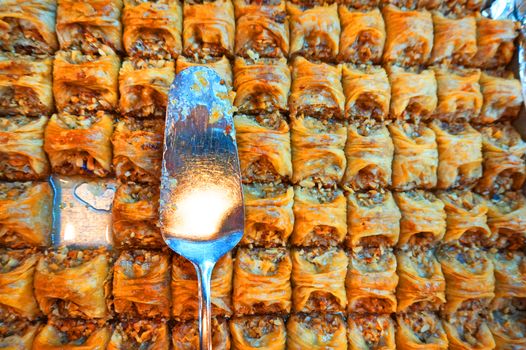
[0,0,518,67]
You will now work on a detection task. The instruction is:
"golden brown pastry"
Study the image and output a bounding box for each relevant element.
[0,54,52,117]
[475,71,523,124]
[122,0,182,60]
[234,113,292,183]
[34,248,111,319]
[287,3,340,61]
[396,245,446,312]
[396,312,448,350]
[491,251,526,299]
[172,253,233,320]
[230,315,286,350]
[287,313,347,350]
[112,183,162,249]
[44,112,114,177]
[346,246,398,313]
[234,57,290,114]
[486,192,526,250]
[473,16,519,69]
[383,0,441,10]
[444,310,495,350]
[289,56,344,119]
[234,0,289,58]
[348,314,396,350]
[0,182,52,248]
[342,121,394,190]
[113,250,171,318]
[33,319,111,350]
[112,117,163,184]
[476,123,526,195]
[338,7,385,64]
[382,5,433,66]
[290,115,346,186]
[387,65,437,121]
[176,56,233,91]
[338,0,380,9]
[56,0,122,52]
[429,13,477,66]
[438,190,491,245]
[108,320,169,350]
[489,297,525,350]
[347,189,401,247]
[119,59,175,118]
[291,246,348,312]
[53,47,120,114]
[441,0,486,15]
[291,186,347,247]
[433,67,482,122]
[0,249,41,320]
[389,122,438,190]
[430,121,483,190]
[342,64,390,120]
[233,247,291,315]
[0,318,40,350]
[172,318,230,350]
[0,0,58,54]
[0,116,49,181]
[242,183,294,247]
[183,0,235,58]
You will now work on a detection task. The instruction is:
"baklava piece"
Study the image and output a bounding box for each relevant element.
[176,56,233,91]
[347,189,401,247]
[0,182,52,248]
[475,71,523,124]
[172,253,233,320]
[287,3,340,61]
[108,320,169,350]
[113,250,171,319]
[286,313,347,350]
[429,13,477,66]
[338,7,385,64]
[122,0,182,60]
[346,246,398,313]
[382,5,433,66]
[242,183,294,247]
[233,247,291,316]
[476,123,526,195]
[342,121,394,190]
[396,245,446,312]
[387,65,437,121]
[443,309,495,350]
[291,247,348,313]
[119,59,175,118]
[234,113,292,183]
[53,47,120,114]
[172,318,230,350]
[0,0,58,54]
[438,190,491,245]
[291,186,346,247]
[112,118,163,184]
[0,54,52,116]
[342,64,390,121]
[430,121,483,190]
[473,17,520,69]
[396,312,448,350]
[112,183,162,249]
[289,57,344,119]
[441,0,486,15]
[489,297,526,349]
[0,249,41,320]
[44,112,114,177]
[34,248,111,319]
[183,0,235,58]
[389,122,438,190]
[290,116,346,186]
[56,0,122,52]
[234,57,290,114]
[490,251,526,298]
[33,319,111,349]
[433,67,482,122]
[234,0,289,58]
[0,318,40,349]
[486,192,526,250]
[0,115,49,181]
[348,315,396,350]
[230,315,286,350]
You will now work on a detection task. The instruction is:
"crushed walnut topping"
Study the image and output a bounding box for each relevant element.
[437,121,467,135]
[400,245,436,278]
[490,192,524,214]
[119,250,163,278]
[400,312,441,343]
[239,112,285,130]
[0,115,36,131]
[43,247,105,272]
[354,315,391,348]
[49,318,104,344]
[294,313,343,335]
[448,309,487,346]
[238,316,282,340]
[243,182,288,199]
[240,248,287,275]
[54,112,102,130]
[437,243,487,274]
[0,318,33,338]
[352,118,383,137]
[0,248,35,273]
[0,181,31,200]
[355,189,387,207]
[119,183,158,204]
[351,245,394,272]
[115,320,161,346]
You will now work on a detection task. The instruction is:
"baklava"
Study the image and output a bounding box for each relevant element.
[396,312,448,350]
[32,319,111,349]
[476,71,523,124]
[0,318,40,349]
[486,191,526,250]
[473,16,520,69]
[172,318,231,350]
[108,320,169,350]
[348,314,396,350]
[286,313,347,350]
[230,315,286,350]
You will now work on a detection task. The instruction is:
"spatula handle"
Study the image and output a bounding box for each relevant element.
[194,259,216,350]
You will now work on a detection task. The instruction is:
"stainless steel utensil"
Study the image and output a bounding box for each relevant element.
[160,67,244,349]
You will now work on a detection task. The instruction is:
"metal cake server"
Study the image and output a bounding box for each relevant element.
[160,67,244,349]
